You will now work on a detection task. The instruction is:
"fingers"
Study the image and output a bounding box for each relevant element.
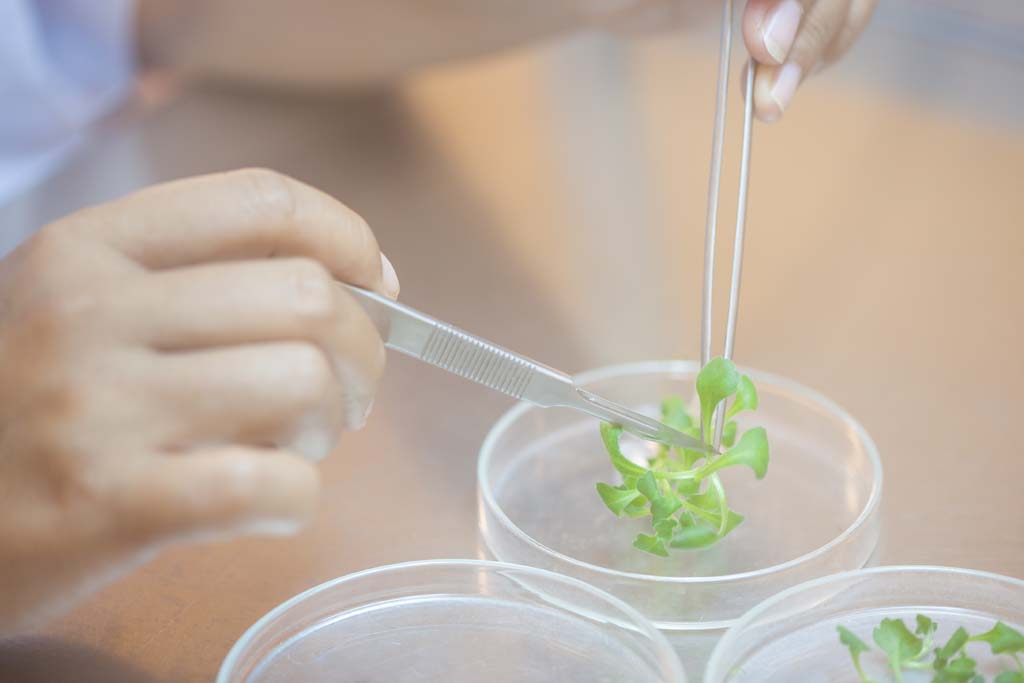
[824,0,876,64]
[149,341,380,458]
[127,260,387,451]
[71,168,400,299]
[742,0,805,66]
[743,0,876,122]
[114,258,384,357]
[111,447,320,543]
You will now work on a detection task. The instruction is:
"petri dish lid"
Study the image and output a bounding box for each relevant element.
[219,559,686,683]
[705,565,1024,683]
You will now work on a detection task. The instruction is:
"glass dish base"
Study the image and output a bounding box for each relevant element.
[706,566,1024,683]
[219,560,686,683]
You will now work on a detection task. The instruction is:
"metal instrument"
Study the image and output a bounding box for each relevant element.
[701,0,756,447]
[345,284,713,453]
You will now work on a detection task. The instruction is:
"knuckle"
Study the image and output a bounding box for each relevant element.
[332,211,379,285]
[20,223,76,282]
[798,13,834,52]
[287,343,334,403]
[233,167,299,227]
[38,434,114,525]
[286,259,337,326]
[30,222,71,258]
[215,458,264,516]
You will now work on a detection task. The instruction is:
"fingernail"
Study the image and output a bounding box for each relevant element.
[380,253,400,300]
[770,62,802,116]
[762,0,803,64]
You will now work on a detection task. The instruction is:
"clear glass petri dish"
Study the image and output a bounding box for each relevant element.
[477,361,882,667]
[218,559,686,683]
[705,566,1024,683]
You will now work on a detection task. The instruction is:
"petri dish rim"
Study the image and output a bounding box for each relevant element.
[704,565,1024,681]
[217,558,686,683]
[477,359,884,586]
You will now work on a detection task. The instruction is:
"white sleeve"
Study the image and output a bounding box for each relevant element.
[0,0,137,205]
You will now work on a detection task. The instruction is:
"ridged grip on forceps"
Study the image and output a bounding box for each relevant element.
[420,325,534,399]
[342,284,708,451]
[341,284,573,405]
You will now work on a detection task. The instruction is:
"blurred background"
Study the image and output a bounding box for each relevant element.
[0,1,1021,680]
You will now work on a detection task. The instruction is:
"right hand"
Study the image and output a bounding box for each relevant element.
[0,168,398,635]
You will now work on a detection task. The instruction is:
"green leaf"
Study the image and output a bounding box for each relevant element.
[653,516,678,539]
[684,485,745,536]
[971,621,1024,655]
[995,672,1024,683]
[697,427,770,480]
[688,481,724,514]
[679,447,706,468]
[661,396,693,430]
[622,497,650,518]
[636,470,660,502]
[633,533,668,557]
[716,509,745,537]
[837,626,876,683]
[873,618,923,680]
[933,654,978,683]
[934,627,969,669]
[669,523,720,549]
[722,421,738,448]
[696,357,740,441]
[595,483,642,516]
[674,477,701,496]
[916,615,938,654]
[600,422,647,478]
[725,375,759,420]
[651,493,682,524]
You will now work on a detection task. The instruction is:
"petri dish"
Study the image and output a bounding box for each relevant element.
[218,559,686,683]
[705,565,1024,682]
[477,361,882,669]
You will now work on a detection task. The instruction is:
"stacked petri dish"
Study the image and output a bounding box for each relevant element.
[477,361,883,671]
[222,361,1021,682]
[705,566,1024,682]
[218,560,686,682]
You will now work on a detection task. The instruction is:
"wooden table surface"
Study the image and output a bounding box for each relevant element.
[0,22,1021,683]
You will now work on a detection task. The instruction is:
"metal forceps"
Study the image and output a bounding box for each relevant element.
[345,285,714,453]
[701,0,756,448]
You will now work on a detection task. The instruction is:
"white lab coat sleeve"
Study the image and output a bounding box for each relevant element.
[0,0,137,205]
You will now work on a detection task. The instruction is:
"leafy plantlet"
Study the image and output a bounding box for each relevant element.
[838,625,877,683]
[837,615,1024,683]
[873,617,931,681]
[972,623,1024,659]
[594,357,770,555]
[935,628,971,670]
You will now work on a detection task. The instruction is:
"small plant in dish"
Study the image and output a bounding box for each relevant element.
[594,357,770,557]
[837,614,1024,683]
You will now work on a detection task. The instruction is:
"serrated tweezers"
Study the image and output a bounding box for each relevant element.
[345,285,712,452]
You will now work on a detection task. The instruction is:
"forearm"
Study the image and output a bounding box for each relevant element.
[136,0,603,87]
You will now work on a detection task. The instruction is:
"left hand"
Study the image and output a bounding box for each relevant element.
[741,0,878,121]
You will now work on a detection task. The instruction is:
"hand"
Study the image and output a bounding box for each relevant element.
[742,0,877,121]
[0,169,398,635]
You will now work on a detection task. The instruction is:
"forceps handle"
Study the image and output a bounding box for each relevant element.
[342,285,575,407]
[344,284,713,452]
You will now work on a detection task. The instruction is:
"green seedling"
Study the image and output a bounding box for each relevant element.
[837,615,1024,683]
[595,357,770,556]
